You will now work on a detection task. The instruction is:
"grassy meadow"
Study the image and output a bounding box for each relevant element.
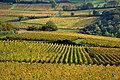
[21,17,96,28]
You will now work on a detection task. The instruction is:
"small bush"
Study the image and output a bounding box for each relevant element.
[18,16,29,21]
[26,25,41,31]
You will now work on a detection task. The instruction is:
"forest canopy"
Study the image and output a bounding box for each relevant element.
[80,8,120,38]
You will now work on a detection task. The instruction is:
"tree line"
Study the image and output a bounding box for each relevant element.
[80,8,120,38]
[63,0,119,11]
[0,0,69,3]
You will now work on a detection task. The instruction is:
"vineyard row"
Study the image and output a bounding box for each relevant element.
[0,40,120,65]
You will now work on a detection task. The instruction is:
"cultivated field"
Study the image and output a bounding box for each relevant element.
[22,17,96,28]
[0,40,120,65]
[0,10,57,17]
[0,1,120,80]
[0,2,12,10]
[8,31,120,48]
[0,62,120,80]
[0,10,97,29]
[14,4,52,10]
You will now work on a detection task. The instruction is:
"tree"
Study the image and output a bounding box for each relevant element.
[42,21,57,31]
[5,22,13,31]
[62,5,72,11]
[0,22,14,31]
[18,16,28,21]
[81,2,94,9]
[102,10,113,20]
[50,0,57,8]
[107,1,119,7]
[112,14,120,23]
[79,8,120,37]
[93,10,100,16]
[71,12,74,16]
[108,25,114,34]
[95,24,101,35]
[84,0,86,4]
[105,31,111,37]
[86,2,94,9]
[116,29,120,38]
[62,5,68,11]
[104,0,109,3]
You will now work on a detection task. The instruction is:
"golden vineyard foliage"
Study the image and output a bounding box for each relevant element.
[8,32,75,41]
[0,40,120,65]
[8,32,120,47]
[0,2,120,80]
[0,62,120,80]
[89,47,120,55]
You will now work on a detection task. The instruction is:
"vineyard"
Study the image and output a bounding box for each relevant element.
[0,3,12,10]
[15,4,31,10]
[0,3,52,10]
[0,10,57,17]
[0,1,120,79]
[0,62,120,80]
[0,40,120,66]
[14,4,52,10]
[8,32,120,48]
[8,32,76,41]
[89,47,120,55]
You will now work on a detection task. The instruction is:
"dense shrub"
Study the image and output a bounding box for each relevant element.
[0,22,15,31]
[80,3,94,10]
[93,10,100,16]
[18,16,29,21]
[42,21,57,31]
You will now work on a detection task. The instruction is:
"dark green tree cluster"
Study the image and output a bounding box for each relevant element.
[80,8,120,38]
[92,10,100,16]
[50,0,57,8]
[0,0,20,3]
[62,5,74,11]
[80,2,94,10]
[42,21,57,31]
[104,0,119,8]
